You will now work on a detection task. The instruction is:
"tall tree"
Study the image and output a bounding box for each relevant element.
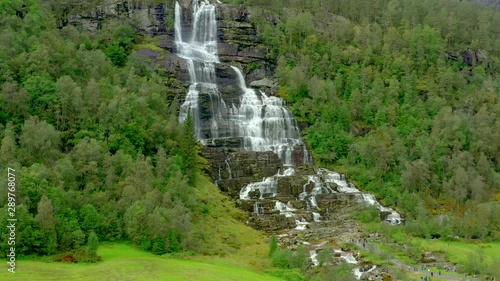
[34,195,57,254]
[19,116,61,165]
[86,231,99,262]
[180,112,197,185]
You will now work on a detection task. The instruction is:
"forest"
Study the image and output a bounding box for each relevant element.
[0,0,226,259]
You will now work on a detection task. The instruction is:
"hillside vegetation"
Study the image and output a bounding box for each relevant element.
[0,0,270,263]
[235,0,500,240]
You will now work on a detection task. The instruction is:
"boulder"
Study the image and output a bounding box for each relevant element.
[420,251,438,263]
[249,78,276,88]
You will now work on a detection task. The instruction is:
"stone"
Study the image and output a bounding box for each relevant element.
[66,0,168,36]
[277,176,308,197]
[202,147,282,198]
[218,4,248,21]
[158,53,191,84]
[205,137,243,148]
[247,68,267,83]
[218,43,240,56]
[249,78,276,88]
[237,47,267,59]
[158,35,176,51]
[248,213,296,231]
[420,251,438,263]
[461,48,488,66]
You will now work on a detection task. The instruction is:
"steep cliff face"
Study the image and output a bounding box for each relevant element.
[202,139,283,198]
[155,3,275,90]
[64,0,170,36]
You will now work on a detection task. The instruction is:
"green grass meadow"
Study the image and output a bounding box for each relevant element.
[413,238,500,265]
[0,244,283,281]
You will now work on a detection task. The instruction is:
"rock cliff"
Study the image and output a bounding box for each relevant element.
[63,0,171,36]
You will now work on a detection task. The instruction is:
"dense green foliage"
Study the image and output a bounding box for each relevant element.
[0,0,246,259]
[243,0,500,239]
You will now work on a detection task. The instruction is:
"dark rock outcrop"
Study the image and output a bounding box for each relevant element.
[202,145,282,198]
[65,0,171,36]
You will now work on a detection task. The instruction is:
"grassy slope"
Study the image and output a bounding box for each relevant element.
[0,173,279,280]
[189,172,272,268]
[384,229,500,265]
[413,238,500,265]
[0,244,283,281]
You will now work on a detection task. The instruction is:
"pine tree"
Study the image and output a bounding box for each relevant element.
[180,112,198,185]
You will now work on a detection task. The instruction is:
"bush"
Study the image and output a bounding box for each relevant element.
[264,269,306,281]
[271,246,309,270]
[356,205,381,223]
[271,248,293,268]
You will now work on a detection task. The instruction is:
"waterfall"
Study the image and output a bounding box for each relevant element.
[320,168,402,225]
[229,66,308,166]
[239,177,277,199]
[174,1,402,229]
[174,2,182,43]
[254,202,264,215]
[310,250,319,267]
[174,1,309,166]
[176,1,225,141]
[275,201,295,217]
[312,212,321,222]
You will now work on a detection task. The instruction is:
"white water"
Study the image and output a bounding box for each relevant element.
[353,265,377,280]
[175,1,310,166]
[254,202,264,215]
[322,169,359,193]
[342,253,358,264]
[230,66,309,165]
[279,167,295,176]
[275,201,296,218]
[176,1,224,141]
[239,177,277,199]
[310,250,319,266]
[295,220,309,230]
[312,212,321,222]
[320,168,402,225]
[225,155,233,179]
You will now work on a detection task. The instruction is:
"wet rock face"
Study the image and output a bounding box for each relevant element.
[202,145,282,198]
[277,176,309,198]
[317,193,358,213]
[249,213,296,231]
[139,3,277,102]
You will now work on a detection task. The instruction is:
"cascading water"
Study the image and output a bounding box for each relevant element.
[175,1,309,166]
[230,66,308,165]
[312,212,321,222]
[320,168,402,224]
[275,201,296,218]
[239,177,277,199]
[174,2,400,279]
[176,1,225,141]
